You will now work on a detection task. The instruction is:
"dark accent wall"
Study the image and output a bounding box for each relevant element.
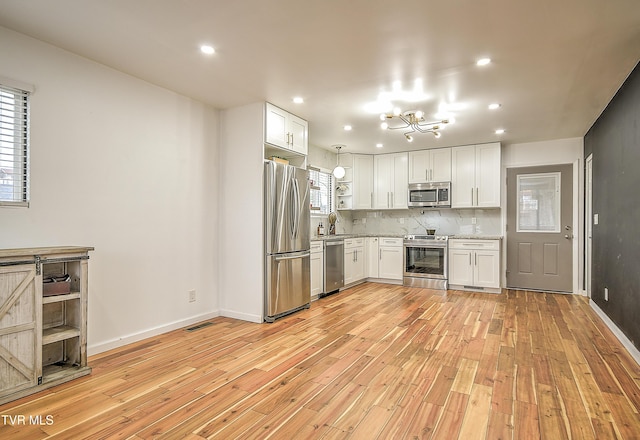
[585,61,640,349]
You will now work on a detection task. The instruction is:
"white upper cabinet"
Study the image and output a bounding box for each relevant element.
[352,154,374,210]
[374,153,408,209]
[408,148,452,183]
[451,143,501,208]
[264,103,308,155]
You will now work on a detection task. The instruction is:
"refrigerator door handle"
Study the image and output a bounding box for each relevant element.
[292,177,300,239]
[275,252,310,261]
[287,175,296,242]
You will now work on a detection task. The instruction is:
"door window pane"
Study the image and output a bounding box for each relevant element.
[517,172,560,232]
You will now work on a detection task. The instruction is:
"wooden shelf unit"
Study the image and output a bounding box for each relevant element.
[0,246,93,404]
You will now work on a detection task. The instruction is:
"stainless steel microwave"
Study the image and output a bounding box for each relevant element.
[408,182,451,208]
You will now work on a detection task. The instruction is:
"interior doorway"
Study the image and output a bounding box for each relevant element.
[506,164,574,292]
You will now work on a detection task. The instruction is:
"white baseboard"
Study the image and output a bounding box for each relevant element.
[219,309,263,323]
[88,310,220,356]
[590,299,640,365]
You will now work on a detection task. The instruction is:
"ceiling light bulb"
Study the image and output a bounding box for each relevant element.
[495,129,505,134]
[380,113,387,121]
[406,135,413,142]
[488,103,501,110]
[344,125,352,131]
[477,58,491,66]
[376,143,383,148]
[333,166,346,179]
[200,45,215,55]
[393,107,402,116]
[293,97,304,104]
[380,122,389,130]
[415,110,424,119]
[434,132,441,139]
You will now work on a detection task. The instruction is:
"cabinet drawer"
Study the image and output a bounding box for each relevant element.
[379,237,402,247]
[344,238,364,249]
[449,239,500,251]
[311,241,323,253]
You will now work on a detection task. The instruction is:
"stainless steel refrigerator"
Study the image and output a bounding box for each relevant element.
[264,160,311,322]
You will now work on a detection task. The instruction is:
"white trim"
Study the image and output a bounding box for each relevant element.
[585,154,593,298]
[88,310,220,355]
[590,299,640,365]
[220,309,263,323]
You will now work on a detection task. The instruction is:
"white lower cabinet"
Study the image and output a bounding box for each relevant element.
[377,237,403,280]
[344,238,365,286]
[310,241,324,297]
[448,239,501,292]
[365,237,379,278]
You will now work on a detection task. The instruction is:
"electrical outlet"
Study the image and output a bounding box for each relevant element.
[594,213,599,225]
[604,287,609,301]
[471,217,477,225]
[189,289,196,303]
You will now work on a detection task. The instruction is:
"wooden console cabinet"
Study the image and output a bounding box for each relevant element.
[0,246,93,404]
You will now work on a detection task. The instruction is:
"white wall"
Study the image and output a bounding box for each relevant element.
[218,103,265,322]
[0,27,220,353]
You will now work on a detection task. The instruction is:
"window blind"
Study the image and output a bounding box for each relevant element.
[309,167,333,215]
[0,83,29,206]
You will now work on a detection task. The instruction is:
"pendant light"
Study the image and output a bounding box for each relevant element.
[332,144,346,179]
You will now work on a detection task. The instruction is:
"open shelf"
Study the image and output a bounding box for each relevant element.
[43,325,81,345]
[43,292,81,304]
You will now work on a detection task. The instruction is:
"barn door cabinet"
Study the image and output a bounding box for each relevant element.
[0,246,93,405]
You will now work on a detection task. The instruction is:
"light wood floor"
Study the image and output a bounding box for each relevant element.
[2,283,640,439]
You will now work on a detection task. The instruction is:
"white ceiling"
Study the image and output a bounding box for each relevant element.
[1,0,639,154]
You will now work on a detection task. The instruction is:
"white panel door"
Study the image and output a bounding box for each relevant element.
[379,247,403,280]
[408,150,430,183]
[310,251,324,296]
[374,155,393,209]
[474,250,500,288]
[289,114,308,155]
[353,155,374,209]
[391,153,408,209]
[476,143,501,207]
[366,237,379,278]
[265,103,288,149]
[451,145,476,208]
[431,148,452,182]
[448,249,474,286]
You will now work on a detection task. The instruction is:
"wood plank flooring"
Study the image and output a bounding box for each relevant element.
[2,283,640,439]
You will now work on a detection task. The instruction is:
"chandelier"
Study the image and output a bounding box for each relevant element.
[380,109,449,142]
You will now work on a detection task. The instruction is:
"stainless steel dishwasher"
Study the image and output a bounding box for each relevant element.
[322,238,344,296]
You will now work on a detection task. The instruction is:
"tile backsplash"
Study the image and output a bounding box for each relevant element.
[311,208,501,237]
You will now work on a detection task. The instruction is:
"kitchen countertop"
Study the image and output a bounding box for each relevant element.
[312,233,405,241]
[449,235,503,240]
[312,234,502,241]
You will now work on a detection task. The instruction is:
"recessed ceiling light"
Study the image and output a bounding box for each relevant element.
[495,129,505,134]
[200,45,215,55]
[376,143,383,148]
[344,125,352,131]
[477,58,491,66]
[293,97,304,104]
[488,103,501,110]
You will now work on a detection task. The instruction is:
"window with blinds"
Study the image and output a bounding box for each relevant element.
[308,167,333,215]
[0,83,30,206]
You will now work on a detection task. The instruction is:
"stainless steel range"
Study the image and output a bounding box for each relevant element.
[403,235,448,290]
